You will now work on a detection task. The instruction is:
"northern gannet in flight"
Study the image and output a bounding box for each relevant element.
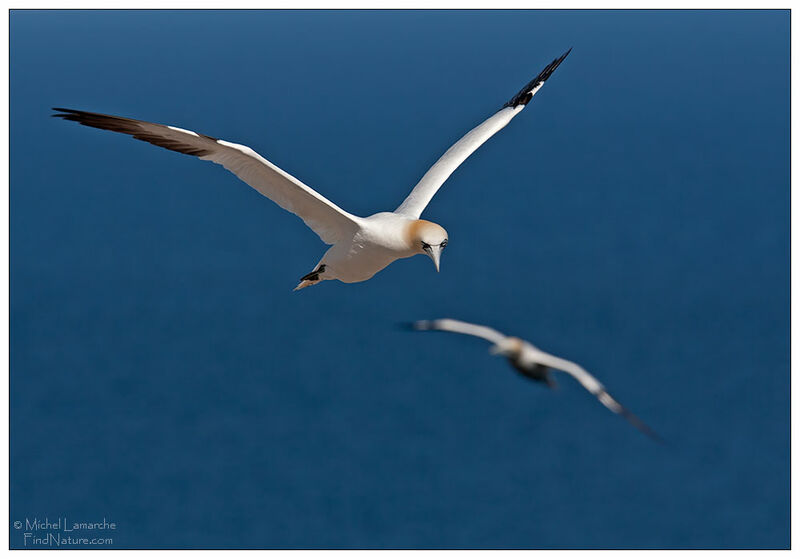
[412,318,662,441]
[53,50,570,290]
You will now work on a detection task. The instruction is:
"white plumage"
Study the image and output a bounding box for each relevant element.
[413,318,661,441]
[53,50,569,290]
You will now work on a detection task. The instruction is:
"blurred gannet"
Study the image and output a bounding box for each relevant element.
[53,50,570,290]
[413,318,661,441]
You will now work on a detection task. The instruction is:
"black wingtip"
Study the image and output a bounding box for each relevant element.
[503,48,571,109]
[641,425,666,445]
[51,108,96,124]
[398,320,430,331]
[645,430,668,447]
[52,107,76,118]
[50,107,219,157]
[619,407,665,445]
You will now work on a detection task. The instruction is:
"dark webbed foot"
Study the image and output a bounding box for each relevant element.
[299,264,326,283]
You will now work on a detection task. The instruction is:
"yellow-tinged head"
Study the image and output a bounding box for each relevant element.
[407,220,449,272]
[489,337,525,357]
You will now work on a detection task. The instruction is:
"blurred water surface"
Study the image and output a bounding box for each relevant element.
[10,10,789,548]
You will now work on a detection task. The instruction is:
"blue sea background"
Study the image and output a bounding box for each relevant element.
[10,10,789,549]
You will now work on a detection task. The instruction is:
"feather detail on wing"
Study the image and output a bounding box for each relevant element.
[395,49,571,218]
[531,350,662,442]
[52,108,360,244]
[413,318,508,345]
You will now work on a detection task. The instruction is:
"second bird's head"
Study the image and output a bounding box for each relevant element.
[408,220,449,272]
[489,337,525,358]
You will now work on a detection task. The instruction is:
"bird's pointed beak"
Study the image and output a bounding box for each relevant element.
[424,245,442,272]
[489,344,503,355]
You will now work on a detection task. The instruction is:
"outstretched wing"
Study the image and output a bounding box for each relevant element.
[52,108,360,245]
[395,49,571,218]
[413,318,508,345]
[531,350,662,442]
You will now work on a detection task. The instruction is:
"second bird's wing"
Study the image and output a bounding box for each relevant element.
[413,318,508,345]
[53,108,360,245]
[531,350,662,442]
[394,50,571,219]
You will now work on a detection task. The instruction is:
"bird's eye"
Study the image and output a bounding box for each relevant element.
[441,239,448,249]
[421,242,431,250]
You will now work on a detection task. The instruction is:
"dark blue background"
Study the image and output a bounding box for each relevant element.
[11,10,789,549]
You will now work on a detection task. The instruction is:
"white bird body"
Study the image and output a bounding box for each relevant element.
[413,318,661,441]
[53,50,570,290]
[303,212,426,286]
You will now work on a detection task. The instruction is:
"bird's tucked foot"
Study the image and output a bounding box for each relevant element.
[294,264,326,291]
